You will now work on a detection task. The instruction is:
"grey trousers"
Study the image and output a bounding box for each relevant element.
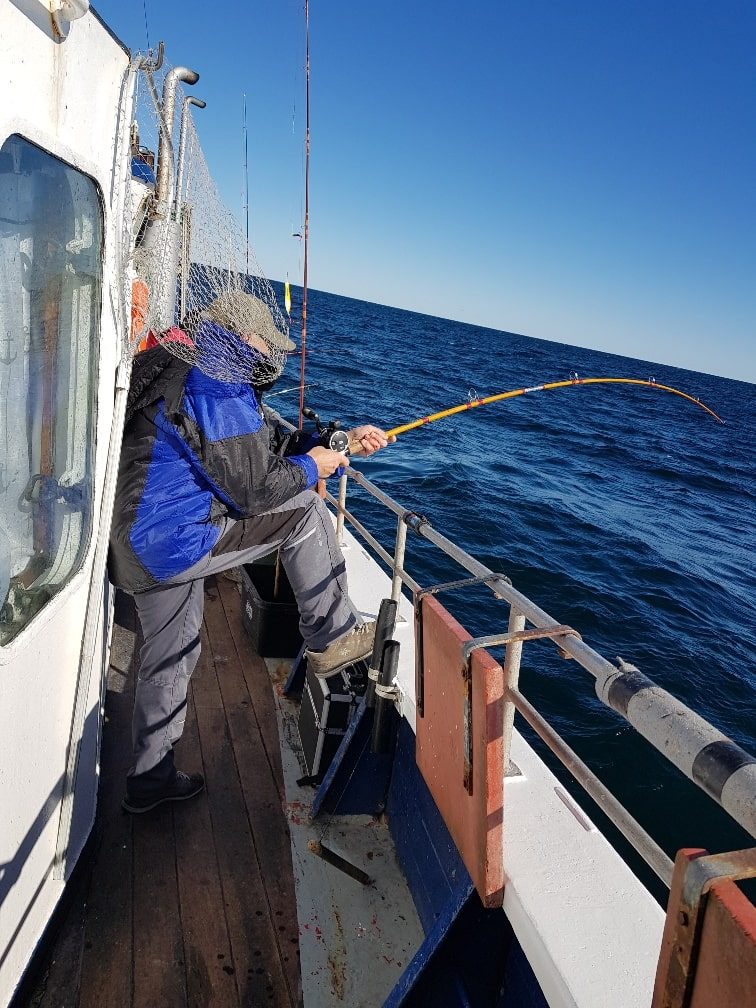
[129,491,356,779]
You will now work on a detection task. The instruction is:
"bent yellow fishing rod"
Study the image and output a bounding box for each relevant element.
[385,376,723,439]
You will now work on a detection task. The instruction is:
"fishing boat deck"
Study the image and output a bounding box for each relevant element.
[21,575,302,1008]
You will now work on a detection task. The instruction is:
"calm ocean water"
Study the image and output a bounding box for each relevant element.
[272,283,755,873]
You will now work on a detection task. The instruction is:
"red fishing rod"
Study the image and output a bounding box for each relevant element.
[297,0,311,428]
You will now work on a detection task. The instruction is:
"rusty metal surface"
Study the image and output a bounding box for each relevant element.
[461,624,582,663]
[412,574,512,719]
[652,847,756,1008]
[415,595,505,907]
[689,879,756,1008]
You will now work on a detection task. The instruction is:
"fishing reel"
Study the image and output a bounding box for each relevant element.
[302,407,350,454]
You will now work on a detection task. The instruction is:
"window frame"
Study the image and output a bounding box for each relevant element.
[0,132,106,650]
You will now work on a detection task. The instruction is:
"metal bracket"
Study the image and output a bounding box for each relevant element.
[659,847,756,1008]
[461,624,582,664]
[402,510,429,533]
[374,682,399,701]
[460,625,582,795]
[416,573,512,603]
[414,573,512,718]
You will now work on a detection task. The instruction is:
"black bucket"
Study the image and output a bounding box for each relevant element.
[240,559,302,658]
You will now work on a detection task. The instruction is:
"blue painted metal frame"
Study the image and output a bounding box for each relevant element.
[383,719,548,1008]
[290,660,549,1005]
[311,697,396,817]
[283,644,307,695]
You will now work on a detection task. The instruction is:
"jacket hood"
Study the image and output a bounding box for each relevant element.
[125,345,192,427]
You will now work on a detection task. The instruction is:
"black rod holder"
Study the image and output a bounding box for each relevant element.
[365,598,397,709]
[371,639,400,754]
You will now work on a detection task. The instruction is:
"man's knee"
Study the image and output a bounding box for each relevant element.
[213,498,314,556]
[280,494,330,555]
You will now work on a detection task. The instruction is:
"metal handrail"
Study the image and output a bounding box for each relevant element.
[273,411,756,865]
[321,465,756,847]
[509,686,674,886]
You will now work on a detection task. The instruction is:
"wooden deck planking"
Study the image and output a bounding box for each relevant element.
[191,580,296,1007]
[131,806,186,1008]
[30,877,89,1008]
[206,579,301,1002]
[76,665,136,1008]
[19,584,301,1008]
[215,578,286,795]
[173,693,239,1007]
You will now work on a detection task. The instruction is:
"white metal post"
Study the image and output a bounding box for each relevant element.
[391,517,408,602]
[502,607,526,773]
[336,471,348,545]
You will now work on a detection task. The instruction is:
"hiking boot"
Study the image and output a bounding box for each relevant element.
[122,770,205,814]
[305,621,376,679]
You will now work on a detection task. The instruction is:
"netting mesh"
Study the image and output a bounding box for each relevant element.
[127,57,290,384]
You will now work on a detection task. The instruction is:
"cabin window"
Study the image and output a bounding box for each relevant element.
[0,135,102,646]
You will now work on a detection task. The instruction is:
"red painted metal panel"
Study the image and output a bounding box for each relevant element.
[415,595,505,907]
[653,847,756,1008]
[689,879,756,1008]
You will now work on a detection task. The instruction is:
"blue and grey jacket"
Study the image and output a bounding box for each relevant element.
[108,342,318,593]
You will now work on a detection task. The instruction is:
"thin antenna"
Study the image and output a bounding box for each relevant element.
[298,0,310,427]
[243,92,250,281]
[142,0,150,49]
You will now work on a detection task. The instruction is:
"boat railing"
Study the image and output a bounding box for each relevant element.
[319,465,756,891]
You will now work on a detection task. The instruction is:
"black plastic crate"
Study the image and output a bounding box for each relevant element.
[240,559,302,658]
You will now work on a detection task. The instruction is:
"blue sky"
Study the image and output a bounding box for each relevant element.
[95,1,755,382]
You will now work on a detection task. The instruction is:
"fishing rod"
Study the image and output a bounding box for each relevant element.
[386,375,723,438]
[297,0,311,427]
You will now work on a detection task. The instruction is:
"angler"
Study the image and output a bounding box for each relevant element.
[108,290,393,813]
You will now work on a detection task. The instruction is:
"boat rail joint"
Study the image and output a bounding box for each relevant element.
[458,625,582,794]
[462,625,582,666]
[402,510,429,533]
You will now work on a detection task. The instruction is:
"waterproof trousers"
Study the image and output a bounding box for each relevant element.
[128,491,355,781]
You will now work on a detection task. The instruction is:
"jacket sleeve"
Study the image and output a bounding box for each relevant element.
[262,404,320,457]
[165,389,318,516]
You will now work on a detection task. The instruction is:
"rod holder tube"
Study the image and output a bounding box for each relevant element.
[365,598,398,709]
[371,640,400,754]
[174,95,206,217]
[155,66,200,210]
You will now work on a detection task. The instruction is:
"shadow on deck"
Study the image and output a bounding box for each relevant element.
[19,575,301,1008]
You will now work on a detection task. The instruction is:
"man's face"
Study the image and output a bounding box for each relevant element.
[242,332,270,356]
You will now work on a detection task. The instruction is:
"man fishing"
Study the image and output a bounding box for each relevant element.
[109,290,393,814]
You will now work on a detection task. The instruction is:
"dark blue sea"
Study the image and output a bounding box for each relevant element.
[272,283,755,880]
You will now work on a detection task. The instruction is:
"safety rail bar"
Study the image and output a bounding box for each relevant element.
[317,465,756,876]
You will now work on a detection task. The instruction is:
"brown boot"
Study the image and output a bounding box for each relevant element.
[305,622,376,678]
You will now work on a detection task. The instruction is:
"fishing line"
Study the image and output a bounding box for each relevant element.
[264,382,317,399]
[142,0,150,50]
[385,375,724,438]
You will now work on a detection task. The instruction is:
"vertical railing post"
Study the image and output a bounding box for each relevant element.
[502,607,526,772]
[336,471,348,545]
[391,516,408,602]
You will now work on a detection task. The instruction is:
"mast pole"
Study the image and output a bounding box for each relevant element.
[243,92,250,280]
[298,0,310,427]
